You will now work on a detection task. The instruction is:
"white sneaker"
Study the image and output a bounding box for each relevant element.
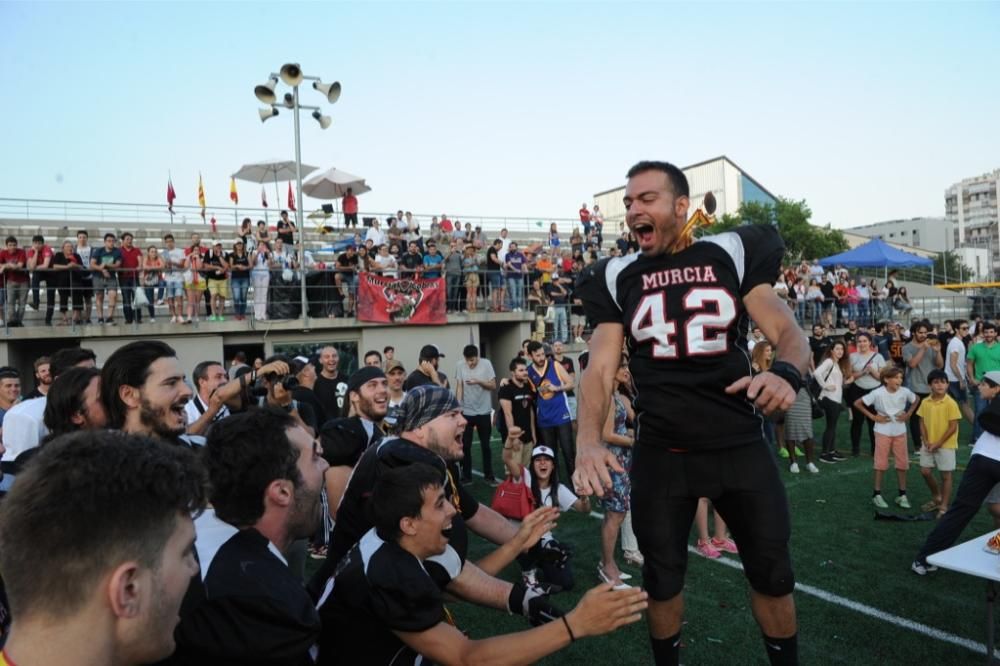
[806,462,819,474]
[789,462,800,474]
[575,336,585,343]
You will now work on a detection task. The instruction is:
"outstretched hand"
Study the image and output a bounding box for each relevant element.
[515,506,560,552]
[725,372,796,415]
[573,442,623,498]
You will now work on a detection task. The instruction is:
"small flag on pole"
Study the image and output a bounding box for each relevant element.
[261,186,268,208]
[210,215,217,234]
[167,176,176,213]
[287,182,297,211]
[198,173,206,220]
[229,177,239,205]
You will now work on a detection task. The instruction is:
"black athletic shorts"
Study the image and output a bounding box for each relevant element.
[630,442,795,600]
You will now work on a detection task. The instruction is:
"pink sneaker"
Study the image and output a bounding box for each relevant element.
[711,537,739,554]
[695,539,721,559]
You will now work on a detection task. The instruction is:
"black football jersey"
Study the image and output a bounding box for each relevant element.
[576,225,784,451]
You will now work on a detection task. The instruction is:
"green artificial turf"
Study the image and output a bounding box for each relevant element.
[444,418,997,665]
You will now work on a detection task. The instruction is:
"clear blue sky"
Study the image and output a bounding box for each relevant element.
[2,1,998,228]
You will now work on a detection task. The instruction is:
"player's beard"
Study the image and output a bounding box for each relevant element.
[288,482,323,540]
[139,396,187,439]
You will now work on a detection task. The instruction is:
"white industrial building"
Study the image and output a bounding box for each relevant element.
[846,217,952,253]
[947,168,1000,272]
[593,155,777,228]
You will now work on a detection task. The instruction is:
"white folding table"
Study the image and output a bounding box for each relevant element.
[928,531,1000,664]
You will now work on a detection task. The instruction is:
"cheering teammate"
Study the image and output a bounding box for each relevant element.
[574,161,809,665]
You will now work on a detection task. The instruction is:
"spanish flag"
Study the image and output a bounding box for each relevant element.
[230,177,239,205]
[198,173,206,220]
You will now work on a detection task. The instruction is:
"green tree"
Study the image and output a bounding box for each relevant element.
[700,197,848,261]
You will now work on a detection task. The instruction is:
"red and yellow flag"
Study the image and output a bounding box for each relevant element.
[198,173,206,220]
[230,177,239,205]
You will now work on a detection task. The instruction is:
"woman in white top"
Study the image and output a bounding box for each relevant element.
[503,435,589,591]
[250,242,273,320]
[364,220,385,247]
[805,279,824,326]
[855,280,871,326]
[792,278,807,325]
[846,332,887,456]
[815,340,854,463]
[371,244,398,278]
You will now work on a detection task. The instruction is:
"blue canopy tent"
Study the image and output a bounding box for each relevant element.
[818,238,935,283]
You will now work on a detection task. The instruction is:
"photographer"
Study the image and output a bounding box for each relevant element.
[254,356,317,435]
[202,356,316,435]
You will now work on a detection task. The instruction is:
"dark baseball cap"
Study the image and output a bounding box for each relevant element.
[348,366,386,394]
[419,344,445,359]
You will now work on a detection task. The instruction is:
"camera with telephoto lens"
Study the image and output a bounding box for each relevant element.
[250,373,299,398]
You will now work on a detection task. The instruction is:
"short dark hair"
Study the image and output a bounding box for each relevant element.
[163,233,174,242]
[101,340,178,429]
[463,344,479,359]
[103,233,116,241]
[509,357,527,372]
[984,322,997,333]
[49,346,97,379]
[0,430,207,619]
[372,463,444,541]
[4,236,16,245]
[31,235,44,244]
[192,360,224,392]
[626,160,690,198]
[202,407,300,527]
[384,345,395,354]
[927,369,949,384]
[77,230,88,238]
[234,350,247,363]
[43,367,101,440]
[364,350,383,364]
[953,319,969,330]
[526,340,545,355]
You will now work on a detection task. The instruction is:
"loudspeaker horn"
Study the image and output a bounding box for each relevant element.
[312,110,332,130]
[279,63,303,87]
[283,93,295,109]
[258,107,278,123]
[254,77,278,104]
[313,80,341,104]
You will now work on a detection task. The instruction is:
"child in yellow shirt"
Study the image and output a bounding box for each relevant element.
[917,369,962,516]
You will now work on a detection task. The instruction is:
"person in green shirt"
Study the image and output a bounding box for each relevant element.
[966,322,1000,441]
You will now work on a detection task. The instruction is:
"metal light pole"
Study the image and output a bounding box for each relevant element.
[255,64,339,325]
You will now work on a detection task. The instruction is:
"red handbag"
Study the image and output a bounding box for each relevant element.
[491,466,536,520]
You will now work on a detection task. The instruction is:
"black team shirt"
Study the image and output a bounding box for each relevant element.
[314,371,348,421]
[576,225,785,451]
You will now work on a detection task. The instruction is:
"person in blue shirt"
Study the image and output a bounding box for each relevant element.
[90,233,123,325]
[422,241,444,279]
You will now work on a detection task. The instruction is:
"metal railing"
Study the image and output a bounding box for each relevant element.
[0,197,583,236]
[0,266,587,344]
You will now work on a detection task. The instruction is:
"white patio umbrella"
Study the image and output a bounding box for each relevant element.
[232,158,319,207]
[301,167,371,199]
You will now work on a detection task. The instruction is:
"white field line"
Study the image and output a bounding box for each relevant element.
[472,467,995,657]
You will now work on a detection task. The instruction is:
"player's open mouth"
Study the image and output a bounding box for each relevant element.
[442,524,453,540]
[631,222,654,244]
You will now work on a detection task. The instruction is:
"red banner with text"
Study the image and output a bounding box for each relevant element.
[357,274,446,325]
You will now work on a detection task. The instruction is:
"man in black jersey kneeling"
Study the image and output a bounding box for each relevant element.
[318,464,647,665]
[574,161,810,666]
